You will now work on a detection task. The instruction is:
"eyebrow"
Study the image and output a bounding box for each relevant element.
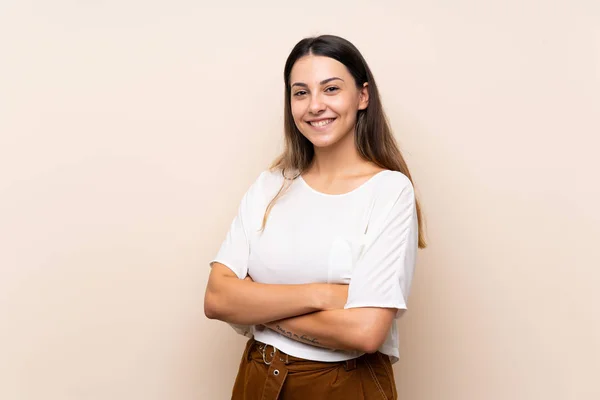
[291,77,344,88]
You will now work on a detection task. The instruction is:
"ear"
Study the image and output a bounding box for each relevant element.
[358,82,369,110]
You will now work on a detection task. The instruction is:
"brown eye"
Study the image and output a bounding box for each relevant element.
[325,86,339,93]
[293,90,307,97]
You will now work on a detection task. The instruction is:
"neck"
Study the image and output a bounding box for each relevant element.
[309,131,365,178]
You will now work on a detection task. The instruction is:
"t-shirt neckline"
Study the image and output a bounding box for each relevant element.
[297,170,390,197]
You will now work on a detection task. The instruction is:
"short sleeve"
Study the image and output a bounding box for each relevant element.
[344,177,418,318]
[209,172,267,339]
[209,172,265,279]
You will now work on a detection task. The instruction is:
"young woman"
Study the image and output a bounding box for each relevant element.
[204,34,426,400]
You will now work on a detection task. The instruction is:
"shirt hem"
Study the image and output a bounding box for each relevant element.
[254,331,362,362]
[209,259,244,279]
[379,344,400,364]
[344,302,407,318]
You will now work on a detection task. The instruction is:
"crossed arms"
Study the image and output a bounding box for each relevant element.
[204,263,399,353]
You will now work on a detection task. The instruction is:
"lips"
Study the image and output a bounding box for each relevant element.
[308,118,335,127]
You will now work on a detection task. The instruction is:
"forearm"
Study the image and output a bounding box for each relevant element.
[264,309,376,353]
[205,279,323,326]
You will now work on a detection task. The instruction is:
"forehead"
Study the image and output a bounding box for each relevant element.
[290,55,352,84]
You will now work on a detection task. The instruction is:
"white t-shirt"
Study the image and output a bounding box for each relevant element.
[210,168,418,364]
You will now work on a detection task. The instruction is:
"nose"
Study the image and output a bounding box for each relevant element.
[308,93,326,114]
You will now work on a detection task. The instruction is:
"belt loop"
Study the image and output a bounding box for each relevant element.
[246,338,256,361]
[344,358,357,371]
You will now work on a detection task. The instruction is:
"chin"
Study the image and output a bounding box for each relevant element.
[304,133,342,149]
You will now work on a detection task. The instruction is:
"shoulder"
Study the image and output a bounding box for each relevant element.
[244,168,286,203]
[373,170,415,201]
[254,168,286,192]
[257,168,286,187]
[366,171,417,230]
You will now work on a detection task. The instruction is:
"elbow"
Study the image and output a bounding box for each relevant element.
[204,303,219,320]
[203,291,222,320]
[349,308,397,353]
[358,337,385,354]
[204,266,241,321]
[355,326,387,354]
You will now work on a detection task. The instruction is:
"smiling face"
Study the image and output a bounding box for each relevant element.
[289,55,369,149]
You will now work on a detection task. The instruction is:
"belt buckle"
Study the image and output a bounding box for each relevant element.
[262,344,276,365]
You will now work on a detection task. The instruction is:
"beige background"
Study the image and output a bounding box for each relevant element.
[1,1,599,399]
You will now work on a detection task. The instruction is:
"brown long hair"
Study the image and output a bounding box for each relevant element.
[262,35,427,249]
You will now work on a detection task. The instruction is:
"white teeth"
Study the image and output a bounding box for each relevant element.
[310,119,334,127]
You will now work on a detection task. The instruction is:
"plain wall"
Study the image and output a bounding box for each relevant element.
[1,1,599,399]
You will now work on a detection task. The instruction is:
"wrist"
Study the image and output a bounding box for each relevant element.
[307,283,329,311]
